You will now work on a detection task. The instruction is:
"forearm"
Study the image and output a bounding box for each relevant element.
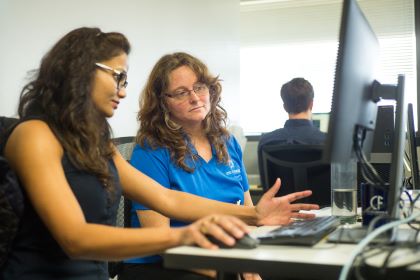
[156,189,258,225]
[61,223,181,261]
[120,159,259,225]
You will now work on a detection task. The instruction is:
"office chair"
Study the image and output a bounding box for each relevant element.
[0,117,19,155]
[112,136,136,228]
[260,144,331,208]
[109,136,135,279]
[113,136,136,163]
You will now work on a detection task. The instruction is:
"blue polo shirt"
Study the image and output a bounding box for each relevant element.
[124,135,249,264]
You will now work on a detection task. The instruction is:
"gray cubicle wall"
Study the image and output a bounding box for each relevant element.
[243,135,261,186]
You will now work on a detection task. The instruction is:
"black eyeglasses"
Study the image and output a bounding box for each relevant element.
[165,83,209,101]
[95,62,128,89]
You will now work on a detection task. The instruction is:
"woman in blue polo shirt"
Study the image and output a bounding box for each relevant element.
[119,52,312,280]
[120,52,255,280]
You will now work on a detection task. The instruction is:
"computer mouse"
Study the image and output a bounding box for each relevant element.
[206,234,260,249]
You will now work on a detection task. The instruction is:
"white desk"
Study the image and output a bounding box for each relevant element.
[164,220,420,279]
[164,237,355,279]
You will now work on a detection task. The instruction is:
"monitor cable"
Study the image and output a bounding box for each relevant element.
[339,211,420,280]
[353,126,386,187]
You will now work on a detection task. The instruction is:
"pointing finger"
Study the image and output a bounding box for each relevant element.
[286,190,313,203]
[290,203,320,212]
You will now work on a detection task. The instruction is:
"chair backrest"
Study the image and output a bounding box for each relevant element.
[0,117,19,155]
[112,136,135,228]
[260,144,331,207]
[113,136,136,162]
[0,156,24,268]
[109,137,136,278]
[0,117,23,268]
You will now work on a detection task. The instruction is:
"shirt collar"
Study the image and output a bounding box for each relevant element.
[284,119,314,128]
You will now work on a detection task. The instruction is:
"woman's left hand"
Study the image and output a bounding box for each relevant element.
[255,178,320,226]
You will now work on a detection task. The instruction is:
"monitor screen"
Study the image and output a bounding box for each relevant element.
[323,0,379,164]
[312,112,330,133]
[407,103,419,189]
[323,0,406,222]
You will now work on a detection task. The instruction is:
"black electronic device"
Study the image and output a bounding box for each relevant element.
[357,105,394,204]
[371,105,394,154]
[205,234,259,249]
[407,103,419,189]
[257,216,340,246]
[323,0,406,243]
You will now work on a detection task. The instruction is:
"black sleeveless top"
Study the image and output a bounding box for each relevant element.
[1,119,122,280]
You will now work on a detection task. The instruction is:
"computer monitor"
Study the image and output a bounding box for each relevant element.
[407,103,419,189]
[323,0,406,224]
[312,112,330,133]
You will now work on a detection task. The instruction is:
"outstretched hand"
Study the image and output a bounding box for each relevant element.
[255,178,320,226]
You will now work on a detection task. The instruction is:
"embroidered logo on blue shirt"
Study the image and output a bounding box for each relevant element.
[226,160,241,176]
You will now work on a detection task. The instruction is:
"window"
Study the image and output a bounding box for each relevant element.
[240,0,416,135]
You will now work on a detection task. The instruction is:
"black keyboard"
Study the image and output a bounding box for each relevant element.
[257,216,340,246]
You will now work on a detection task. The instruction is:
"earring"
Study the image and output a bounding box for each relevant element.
[164,112,181,131]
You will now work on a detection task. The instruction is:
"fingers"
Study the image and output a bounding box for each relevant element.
[262,178,281,199]
[285,190,313,203]
[290,212,316,219]
[290,203,320,212]
[194,215,249,249]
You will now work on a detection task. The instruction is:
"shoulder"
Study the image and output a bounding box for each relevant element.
[130,140,170,165]
[225,134,240,149]
[133,140,169,155]
[7,120,61,152]
[5,120,63,170]
[259,129,283,146]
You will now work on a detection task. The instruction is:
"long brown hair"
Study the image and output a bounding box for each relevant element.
[18,27,131,191]
[136,52,229,172]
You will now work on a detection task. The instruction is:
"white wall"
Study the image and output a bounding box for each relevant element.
[0,0,240,137]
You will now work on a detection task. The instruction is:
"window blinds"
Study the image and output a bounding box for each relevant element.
[240,0,415,134]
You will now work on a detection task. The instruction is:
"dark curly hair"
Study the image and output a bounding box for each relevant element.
[18,27,131,192]
[136,52,229,172]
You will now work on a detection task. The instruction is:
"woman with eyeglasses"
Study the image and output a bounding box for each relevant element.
[120,52,319,280]
[1,28,319,280]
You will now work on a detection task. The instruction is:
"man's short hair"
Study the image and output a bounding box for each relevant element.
[280,77,314,114]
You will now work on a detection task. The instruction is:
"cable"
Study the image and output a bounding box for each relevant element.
[402,190,420,231]
[339,211,420,280]
[353,126,386,186]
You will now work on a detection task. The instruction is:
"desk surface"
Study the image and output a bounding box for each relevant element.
[164,218,420,279]
[164,235,354,278]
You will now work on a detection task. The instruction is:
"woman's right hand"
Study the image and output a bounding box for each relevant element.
[175,214,250,249]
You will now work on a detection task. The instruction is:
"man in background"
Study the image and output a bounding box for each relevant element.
[257,77,326,178]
